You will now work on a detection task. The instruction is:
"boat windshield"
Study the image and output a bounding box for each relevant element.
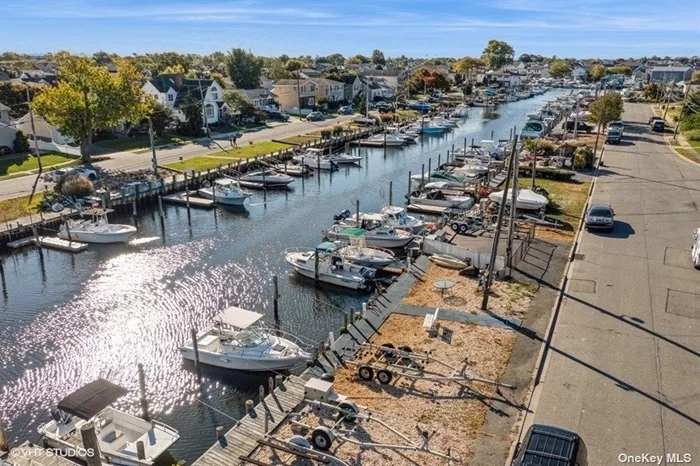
[225,328,268,347]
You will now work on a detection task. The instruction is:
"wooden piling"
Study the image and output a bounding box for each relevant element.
[245,400,254,414]
[138,363,150,421]
[272,275,279,320]
[355,199,360,226]
[464,137,467,154]
[158,195,165,218]
[132,197,137,217]
[428,158,431,177]
[216,426,224,440]
[80,423,102,466]
[407,171,412,205]
[314,250,320,285]
[421,163,425,186]
[191,328,200,366]
[268,376,275,394]
[438,153,441,168]
[185,189,192,226]
[0,412,9,453]
[388,181,393,206]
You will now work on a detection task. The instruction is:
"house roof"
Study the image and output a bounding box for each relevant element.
[299,68,322,77]
[238,88,275,101]
[359,69,404,77]
[0,102,10,112]
[340,74,360,85]
[273,79,311,86]
[149,73,214,93]
[650,66,692,73]
[309,77,344,86]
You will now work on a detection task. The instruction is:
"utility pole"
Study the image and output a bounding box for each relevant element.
[27,87,43,172]
[296,69,302,118]
[662,81,673,120]
[198,78,210,138]
[481,134,518,311]
[673,84,692,139]
[506,131,520,274]
[572,97,581,140]
[148,118,159,178]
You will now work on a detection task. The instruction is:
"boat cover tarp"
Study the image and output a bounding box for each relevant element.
[215,306,263,329]
[316,241,337,252]
[58,379,128,420]
[338,227,366,237]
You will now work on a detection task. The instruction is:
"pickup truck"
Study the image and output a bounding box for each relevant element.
[605,129,622,144]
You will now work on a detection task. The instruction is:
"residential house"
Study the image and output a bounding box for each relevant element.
[0,102,17,149]
[357,69,408,91]
[299,69,322,78]
[237,88,277,109]
[260,76,274,91]
[649,66,693,83]
[272,79,317,111]
[142,73,229,124]
[19,70,57,86]
[16,112,74,145]
[358,77,393,101]
[682,80,700,95]
[310,78,345,103]
[632,66,647,81]
[571,66,587,80]
[341,75,363,101]
[0,72,10,82]
[484,70,523,87]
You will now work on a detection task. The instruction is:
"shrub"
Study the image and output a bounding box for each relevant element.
[378,113,395,122]
[13,130,30,153]
[681,113,700,132]
[58,173,94,198]
[687,130,700,141]
[0,145,12,156]
[332,125,344,136]
[535,139,557,155]
[320,129,332,139]
[574,146,594,169]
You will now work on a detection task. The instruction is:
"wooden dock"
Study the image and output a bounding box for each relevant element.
[5,442,79,466]
[7,236,88,252]
[162,191,215,208]
[192,375,306,466]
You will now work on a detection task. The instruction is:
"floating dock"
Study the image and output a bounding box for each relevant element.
[7,236,87,252]
[162,191,215,208]
[193,375,306,466]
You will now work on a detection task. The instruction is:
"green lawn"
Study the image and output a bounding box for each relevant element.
[0,194,44,222]
[396,109,418,120]
[96,134,189,152]
[278,135,320,145]
[676,148,700,164]
[535,178,591,241]
[0,153,79,179]
[208,141,290,158]
[165,156,234,172]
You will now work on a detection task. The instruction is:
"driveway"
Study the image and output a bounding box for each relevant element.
[530,104,700,465]
[0,115,355,200]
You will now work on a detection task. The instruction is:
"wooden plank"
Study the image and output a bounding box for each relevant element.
[238,456,273,466]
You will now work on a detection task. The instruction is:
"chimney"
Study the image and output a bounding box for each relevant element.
[175,73,183,89]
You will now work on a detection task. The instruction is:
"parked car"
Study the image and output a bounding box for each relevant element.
[692,228,700,269]
[585,204,615,231]
[651,119,665,132]
[648,116,664,125]
[338,106,354,115]
[562,121,592,133]
[351,116,377,126]
[43,166,97,182]
[306,111,325,121]
[265,110,289,121]
[605,129,622,144]
[607,120,624,135]
[512,424,587,466]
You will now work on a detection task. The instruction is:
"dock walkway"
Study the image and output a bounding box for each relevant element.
[5,442,78,466]
[192,375,306,466]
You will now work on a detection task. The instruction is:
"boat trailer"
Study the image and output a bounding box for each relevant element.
[342,342,516,390]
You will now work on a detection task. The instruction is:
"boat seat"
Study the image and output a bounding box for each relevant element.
[423,308,440,336]
[99,419,124,444]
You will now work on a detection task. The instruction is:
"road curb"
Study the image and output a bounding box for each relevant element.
[505,147,606,465]
[663,136,700,167]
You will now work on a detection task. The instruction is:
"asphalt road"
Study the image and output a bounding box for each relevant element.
[0,115,354,200]
[532,103,700,465]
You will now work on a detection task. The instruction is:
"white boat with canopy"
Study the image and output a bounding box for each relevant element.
[284,246,376,290]
[58,210,136,243]
[198,178,252,206]
[39,379,180,466]
[179,307,312,371]
[489,188,549,210]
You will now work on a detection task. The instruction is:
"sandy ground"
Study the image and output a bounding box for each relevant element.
[252,314,515,465]
[403,263,534,320]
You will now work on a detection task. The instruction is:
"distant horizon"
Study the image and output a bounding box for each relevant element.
[1,0,699,59]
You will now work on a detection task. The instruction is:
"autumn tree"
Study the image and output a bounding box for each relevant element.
[481,40,515,69]
[0,82,38,118]
[549,59,572,79]
[589,93,623,126]
[226,48,263,89]
[453,56,484,83]
[33,53,149,162]
[284,59,306,72]
[606,65,632,76]
[589,64,606,81]
[408,68,451,94]
[346,54,369,65]
[223,90,255,116]
[371,49,386,66]
[149,101,174,137]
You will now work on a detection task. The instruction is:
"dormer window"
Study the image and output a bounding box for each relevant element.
[212,91,218,100]
[167,94,174,102]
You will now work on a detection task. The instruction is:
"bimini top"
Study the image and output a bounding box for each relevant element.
[214,306,263,329]
[58,379,129,420]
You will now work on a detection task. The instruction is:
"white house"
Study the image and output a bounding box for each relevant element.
[485,70,523,88]
[237,88,278,109]
[310,78,346,102]
[0,102,18,149]
[358,70,408,91]
[142,74,229,124]
[571,66,587,80]
[342,75,363,101]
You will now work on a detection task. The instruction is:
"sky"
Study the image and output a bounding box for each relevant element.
[0,0,699,59]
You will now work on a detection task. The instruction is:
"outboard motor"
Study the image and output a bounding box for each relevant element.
[334,209,351,221]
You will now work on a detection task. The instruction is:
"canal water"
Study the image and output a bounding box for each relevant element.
[0,90,563,462]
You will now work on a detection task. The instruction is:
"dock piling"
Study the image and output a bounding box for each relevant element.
[388,181,393,206]
[314,249,320,285]
[245,400,254,414]
[355,199,360,226]
[80,423,102,466]
[407,171,412,204]
[216,426,224,440]
[272,275,279,320]
[264,413,269,434]
[191,328,200,366]
[158,195,165,218]
[259,385,265,401]
[132,198,137,218]
[362,302,367,319]
[185,190,192,227]
[136,441,145,460]
[491,130,494,140]
[437,153,441,168]
[138,363,150,421]
[0,412,8,453]
[428,158,431,178]
[268,376,275,393]
[329,332,335,347]
[421,164,425,186]
[464,137,467,154]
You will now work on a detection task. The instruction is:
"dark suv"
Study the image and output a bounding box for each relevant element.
[512,424,587,466]
[562,121,592,133]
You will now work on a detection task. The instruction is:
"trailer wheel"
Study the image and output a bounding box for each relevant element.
[311,427,334,451]
[358,365,374,381]
[377,369,393,385]
[450,222,460,232]
[338,400,359,423]
[458,223,469,233]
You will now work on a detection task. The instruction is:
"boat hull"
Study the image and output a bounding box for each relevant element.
[290,265,367,290]
[180,347,310,371]
[324,232,412,249]
[198,188,249,206]
[57,227,136,244]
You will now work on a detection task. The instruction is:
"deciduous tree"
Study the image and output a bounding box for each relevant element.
[589,93,623,126]
[453,56,484,83]
[176,94,203,137]
[33,53,150,162]
[481,40,515,69]
[589,64,606,81]
[606,65,632,76]
[549,59,572,79]
[149,101,174,137]
[226,48,263,89]
[284,59,306,72]
[371,49,386,66]
[223,90,255,116]
[408,68,450,94]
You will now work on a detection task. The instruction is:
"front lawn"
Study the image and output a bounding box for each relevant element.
[96,134,189,152]
[164,156,233,172]
[0,194,44,222]
[278,135,319,145]
[208,141,290,158]
[535,177,591,241]
[0,153,80,179]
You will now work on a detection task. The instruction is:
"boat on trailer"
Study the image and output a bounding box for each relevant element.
[39,379,180,466]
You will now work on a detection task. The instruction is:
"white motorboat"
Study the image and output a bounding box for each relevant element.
[409,185,475,209]
[379,205,427,233]
[293,148,337,170]
[318,240,396,268]
[39,379,179,466]
[450,104,469,118]
[358,133,406,147]
[489,188,549,210]
[180,307,312,371]
[411,170,479,188]
[453,160,490,175]
[239,169,295,187]
[323,224,414,249]
[431,117,458,128]
[329,153,363,164]
[429,253,468,269]
[284,247,376,290]
[58,210,136,243]
[505,95,519,102]
[198,178,252,206]
[520,120,545,139]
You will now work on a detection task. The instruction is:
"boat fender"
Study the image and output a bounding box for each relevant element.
[426,223,438,233]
